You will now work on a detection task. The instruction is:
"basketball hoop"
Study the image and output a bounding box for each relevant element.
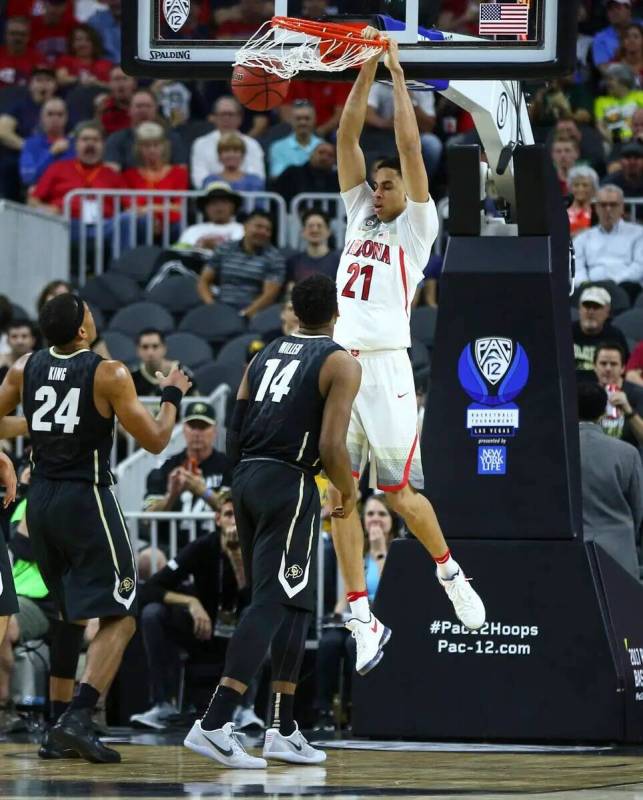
[234,17,388,81]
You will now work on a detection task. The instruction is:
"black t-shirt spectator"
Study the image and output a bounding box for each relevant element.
[271,162,340,205]
[130,362,196,397]
[286,250,341,284]
[572,321,630,372]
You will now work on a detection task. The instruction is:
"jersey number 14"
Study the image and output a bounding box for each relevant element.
[255,359,301,404]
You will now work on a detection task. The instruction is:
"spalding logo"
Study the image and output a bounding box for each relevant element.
[163,0,190,32]
[285,564,303,579]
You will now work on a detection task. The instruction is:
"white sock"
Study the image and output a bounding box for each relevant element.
[348,595,370,622]
[436,554,460,581]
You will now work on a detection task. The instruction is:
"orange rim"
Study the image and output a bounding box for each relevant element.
[270,16,389,48]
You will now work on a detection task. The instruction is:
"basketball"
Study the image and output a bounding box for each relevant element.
[231,65,290,111]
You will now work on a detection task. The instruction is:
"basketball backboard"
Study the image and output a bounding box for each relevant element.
[122,0,579,81]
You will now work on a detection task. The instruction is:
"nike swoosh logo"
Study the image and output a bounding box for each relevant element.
[287,739,303,752]
[397,392,409,398]
[201,731,233,757]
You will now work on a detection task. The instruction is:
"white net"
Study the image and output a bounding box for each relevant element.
[234,20,384,80]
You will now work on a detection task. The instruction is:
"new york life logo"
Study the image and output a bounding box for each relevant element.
[457,338,530,475]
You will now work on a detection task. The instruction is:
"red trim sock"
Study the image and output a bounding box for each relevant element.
[434,549,451,565]
[347,590,370,622]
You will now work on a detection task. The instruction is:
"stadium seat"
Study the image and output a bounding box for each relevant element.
[10,303,29,320]
[88,304,105,333]
[215,333,260,366]
[612,309,643,342]
[109,302,175,338]
[102,331,137,366]
[410,338,430,370]
[179,304,246,344]
[634,293,643,311]
[165,332,213,370]
[193,362,245,395]
[146,275,201,315]
[80,273,142,313]
[248,304,282,337]
[110,245,164,286]
[410,306,438,348]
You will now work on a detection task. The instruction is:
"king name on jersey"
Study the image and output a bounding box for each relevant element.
[344,238,391,264]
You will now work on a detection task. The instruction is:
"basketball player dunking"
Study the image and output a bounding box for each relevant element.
[330,30,486,674]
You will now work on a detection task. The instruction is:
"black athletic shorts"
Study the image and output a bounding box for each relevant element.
[26,479,138,622]
[233,459,320,612]
[0,536,19,617]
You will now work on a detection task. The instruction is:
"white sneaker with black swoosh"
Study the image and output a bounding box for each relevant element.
[263,723,327,764]
[345,614,392,675]
[184,720,267,768]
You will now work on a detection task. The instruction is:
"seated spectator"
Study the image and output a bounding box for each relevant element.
[547,118,606,176]
[130,328,197,398]
[144,401,233,520]
[271,141,339,206]
[567,165,598,237]
[269,100,322,179]
[87,0,121,64]
[19,96,73,186]
[123,121,189,241]
[617,23,643,84]
[366,82,442,178]
[594,343,643,449]
[578,381,643,580]
[313,495,402,733]
[287,210,340,288]
[593,0,636,74]
[176,180,244,251]
[132,493,248,730]
[573,185,643,292]
[603,141,643,216]
[28,120,125,242]
[572,286,630,372]
[284,80,352,138]
[97,67,137,137]
[0,16,42,88]
[30,0,78,63]
[595,64,643,147]
[201,133,265,191]
[55,23,112,89]
[551,134,580,195]
[214,0,270,39]
[0,66,58,201]
[0,319,37,386]
[197,210,285,316]
[191,96,266,189]
[105,89,186,172]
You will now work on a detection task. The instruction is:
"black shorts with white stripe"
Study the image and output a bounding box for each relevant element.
[233,459,320,612]
[0,536,19,617]
[26,479,137,622]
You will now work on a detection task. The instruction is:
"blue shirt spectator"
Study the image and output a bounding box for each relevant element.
[19,97,74,186]
[202,172,265,192]
[269,101,322,178]
[87,2,121,63]
[592,1,638,70]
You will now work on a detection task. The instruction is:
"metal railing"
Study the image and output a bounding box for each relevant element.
[63,189,288,283]
[624,197,643,222]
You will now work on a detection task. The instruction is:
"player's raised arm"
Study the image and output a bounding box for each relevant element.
[385,38,430,203]
[319,350,362,518]
[336,28,381,192]
[97,361,191,454]
[0,356,27,421]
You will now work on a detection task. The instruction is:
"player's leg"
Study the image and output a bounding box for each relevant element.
[263,606,326,765]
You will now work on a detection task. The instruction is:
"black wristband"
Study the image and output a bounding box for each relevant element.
[161,385,183,415]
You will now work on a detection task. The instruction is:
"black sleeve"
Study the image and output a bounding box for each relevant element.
[144,536,210,595]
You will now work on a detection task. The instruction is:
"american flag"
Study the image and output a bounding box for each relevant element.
[479,3,530,36]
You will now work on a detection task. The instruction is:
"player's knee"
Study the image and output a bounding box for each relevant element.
[327,482,341,505]
[385,484,413,514]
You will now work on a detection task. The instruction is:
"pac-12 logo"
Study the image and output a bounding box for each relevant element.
[163,0,190,32]
[458,337,529,408]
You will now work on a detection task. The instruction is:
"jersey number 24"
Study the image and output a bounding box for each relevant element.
[31,386,81,433]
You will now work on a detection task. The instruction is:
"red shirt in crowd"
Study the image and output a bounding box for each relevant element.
[626,341,643,374]
[0,47,43,87]
[568,205,592,237]
[122,165,189,222]
[286,80,352,127]
[32,159,125,218]
[31,15,78,62]
[8,0,75,19]
[56,54,113,83]
[99,97,131,136]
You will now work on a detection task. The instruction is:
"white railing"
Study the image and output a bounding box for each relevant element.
[63,189,288,284]
[125,510,327,638]
[624,197,643,222]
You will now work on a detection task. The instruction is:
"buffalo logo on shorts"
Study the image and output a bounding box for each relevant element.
[285,564,303,580]
[119,577,135,595]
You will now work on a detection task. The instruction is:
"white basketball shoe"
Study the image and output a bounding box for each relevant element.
[184,720,267,769]
[263,723,327,764]
[345,614,392,675]
[438,569,486,630]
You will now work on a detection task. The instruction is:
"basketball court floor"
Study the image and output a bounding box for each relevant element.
[2,732,643,799]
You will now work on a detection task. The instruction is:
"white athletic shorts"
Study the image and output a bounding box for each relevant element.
[347,348,423,492]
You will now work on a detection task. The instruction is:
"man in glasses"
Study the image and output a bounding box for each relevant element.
[574,185,643,299]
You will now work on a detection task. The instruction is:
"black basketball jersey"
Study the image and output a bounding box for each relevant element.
[240,334,344,473]
[23,348,115,485]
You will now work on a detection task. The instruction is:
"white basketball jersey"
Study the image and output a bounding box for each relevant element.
[334,182,439,351]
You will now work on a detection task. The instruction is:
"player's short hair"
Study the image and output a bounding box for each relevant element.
[594,341,626,365]
[39,293,86,347]
[577,381,607,422]
[375,157,402,176]
[244,209,273,226]
[137,328,165,344]
[291,274,337,328]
